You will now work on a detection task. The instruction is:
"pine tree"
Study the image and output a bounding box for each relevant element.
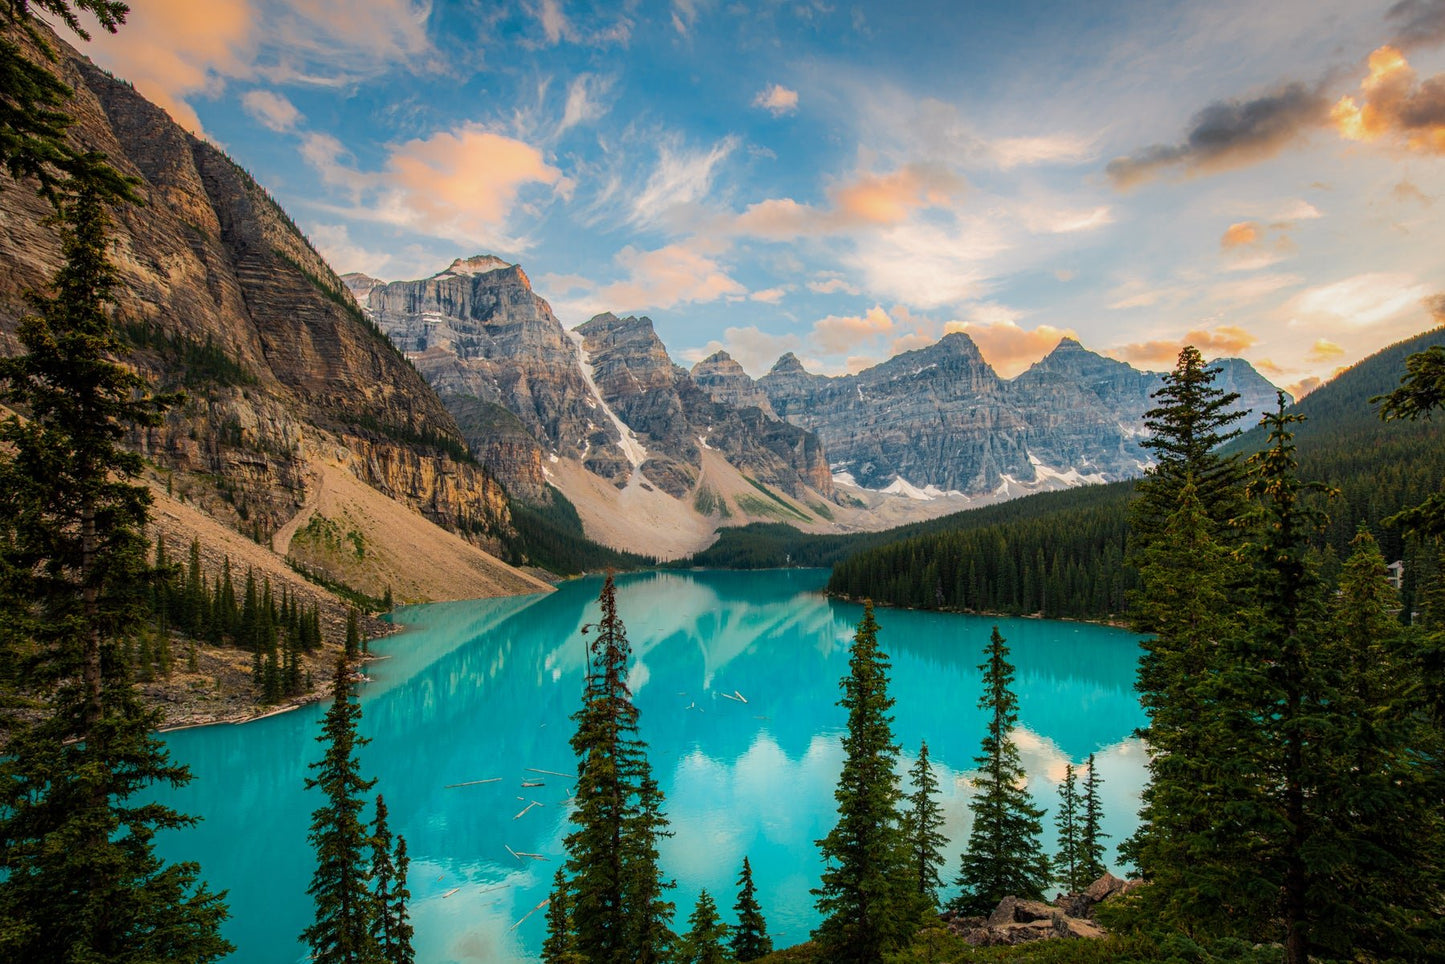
[1053,763,1083,893]
[563,574,673,964]
[954,627,1050,915]
[902,740,948,908]
[730,856,772,962]
[302,654,379,964]
[1079,753,1107,883]
[682,889,730,964]
[1131,345,1247,554]
[812,603,916,963]
[369,795,414,964]
[541,868,582,964]
[0,173,230,960]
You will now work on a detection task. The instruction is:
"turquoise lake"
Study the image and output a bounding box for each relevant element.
[154,569,1149,963]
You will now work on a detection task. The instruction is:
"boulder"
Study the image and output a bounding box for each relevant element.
[986,896,1058,928]
[1085,872,1127,903]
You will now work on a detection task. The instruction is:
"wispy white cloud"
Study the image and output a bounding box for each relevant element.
[630,134,739,227]
[242,89,302,132]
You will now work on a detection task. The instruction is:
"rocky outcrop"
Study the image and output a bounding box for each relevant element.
[0,29,514,554]
[943,874,1135,947]
[758,333,1286,495]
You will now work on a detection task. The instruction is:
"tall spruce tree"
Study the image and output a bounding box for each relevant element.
[1233,400,1333,964]
[1375,343,1445,537]
[0,176,230,962]
[563,574,673,964]
[1053,763,1083,893]
[1079,754,1107,882]
[682,889,729,964]
[902,740,948,908]
[812,603,916,963]
[954,627,1049,915]
[730,856,771,962]
[369,795,414,964]
[303,655,379,964]
[1131,345,1247,554]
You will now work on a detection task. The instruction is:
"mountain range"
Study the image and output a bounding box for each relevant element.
[344,258,1284,556]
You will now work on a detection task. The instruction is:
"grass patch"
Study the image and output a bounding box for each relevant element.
[742,476,812,521]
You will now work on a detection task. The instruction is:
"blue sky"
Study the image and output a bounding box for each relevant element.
[84,0,1445,392]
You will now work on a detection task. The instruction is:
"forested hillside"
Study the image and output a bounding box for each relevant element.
[825,327,1445,619]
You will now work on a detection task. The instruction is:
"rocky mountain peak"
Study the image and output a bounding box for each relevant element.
[768,352,809,375]
[434,254,513,278]
[691,350,777,418]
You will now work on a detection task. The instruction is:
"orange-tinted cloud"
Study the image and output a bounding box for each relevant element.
[1110,325,1259,366]
[89,0,255,133]
[731,163,965,238]
[1307,339,1345,362]
[1287,376,1323,399]
[574,241,746,317]
[943,318,1079,378]
[831,165,965,225]
[1332,46,1445,154]
[812,306,895,355]
[1221,221,1260,248]
[303,126,565,248]
[384,127,564,240]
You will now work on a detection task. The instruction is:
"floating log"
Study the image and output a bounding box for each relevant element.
[509,896,551,931]
[514,800,543,820]
[521,781,545,788]
[444,778,501,788]
[525,768,572,778]
[441,887,461,899]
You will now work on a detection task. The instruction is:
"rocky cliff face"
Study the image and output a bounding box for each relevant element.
[0,33,514,554]
[757,333,1286,494]
[345,260,630,498]
[349,266,836,504]
[574,314,835,500]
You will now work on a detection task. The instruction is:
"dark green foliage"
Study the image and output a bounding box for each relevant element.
[1,1,133,202]
[954,628,1050,915]
[563,574,674,964]
[1079,755,1107,883]
[813,603,917,963]
[302,656,379,964]
[1374,342,1445,538]
[542,868,582,964]
[683,889,730,964]
[0,175,229,961]
[1305,530,1445,960]
[118,320,257,387]
[506,485,656,574]
[902,741,948,908]
[1052,763,1083,894]
[731,856,772,962]
[370,795,414,964]
[345,607,360,659]
[829,490,1133,618]
[1131,347,1246,553]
